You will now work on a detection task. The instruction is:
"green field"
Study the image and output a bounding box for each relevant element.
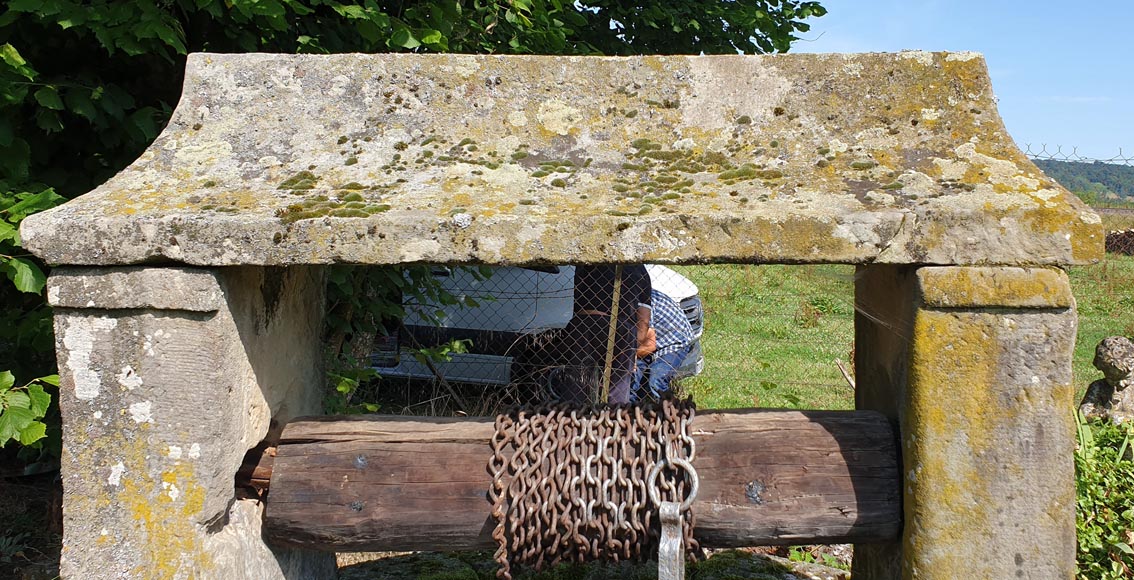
[675,254,1134,412]
[674,264,857,410]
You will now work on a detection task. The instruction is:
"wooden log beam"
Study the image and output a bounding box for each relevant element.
[257,409,900,552]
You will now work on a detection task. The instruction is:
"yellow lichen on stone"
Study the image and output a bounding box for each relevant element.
[895,265,1079,579]
[917,266,1073,308]
[904,310,998,577]
[63,414,213,579]
[123,460,211,580]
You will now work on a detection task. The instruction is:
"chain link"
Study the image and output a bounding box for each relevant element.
[488,398,698,579]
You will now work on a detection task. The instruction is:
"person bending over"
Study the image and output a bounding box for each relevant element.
[632,288,693,402]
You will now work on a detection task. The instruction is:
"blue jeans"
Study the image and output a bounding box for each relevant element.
[631,346,689,402]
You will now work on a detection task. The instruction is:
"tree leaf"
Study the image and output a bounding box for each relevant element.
[34,86,65,110]
[7,0,47,12]
[355,20,381,43]
[333,4,367,19]
[64,89,99,122]
[25,383,50,417]
[5,257,46,294]
[16,419,46,445]
[0,370,13,391]
[154,23,187,54]
[0,221,16,244]
[129,108,159,142]
[35,109,64,133]
[0,43,36,80]
[389,27,420,49]
[5,188,64,220]
[0,405,35,445]
[419,29,443,45]
[35,375,59,387]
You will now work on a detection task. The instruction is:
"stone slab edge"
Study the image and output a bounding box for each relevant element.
[917,266,1073,309]
[47,267,224,311]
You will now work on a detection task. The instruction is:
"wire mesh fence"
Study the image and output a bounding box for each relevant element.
[365,251,1134,417]
[1106,230,1134,255]
[367,263,856,415]
[1023,144,1133,166]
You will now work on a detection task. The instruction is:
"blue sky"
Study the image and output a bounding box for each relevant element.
[791,0,1132,160]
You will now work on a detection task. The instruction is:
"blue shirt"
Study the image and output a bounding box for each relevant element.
[644,289,694,357]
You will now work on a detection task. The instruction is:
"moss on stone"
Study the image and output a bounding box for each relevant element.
[688,550,793,580]
[278,171,319,190]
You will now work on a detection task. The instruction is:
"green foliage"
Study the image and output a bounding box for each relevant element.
[787,546,848,570]
[0,531,31,565]
[1,189,62,295]
[576,0,826,55]
[0,184,62,453]
[0,372,56,448]
[322,264,485,413]
[324,350,382,415]
[1034,159,1134,204]
[1075,413,1134,579]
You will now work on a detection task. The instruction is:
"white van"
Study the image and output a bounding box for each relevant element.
[372,265,704,386]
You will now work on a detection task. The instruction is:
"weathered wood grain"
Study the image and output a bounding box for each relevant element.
[260,409,900,551]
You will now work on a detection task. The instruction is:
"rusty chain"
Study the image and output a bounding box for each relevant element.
[488,398,698,579]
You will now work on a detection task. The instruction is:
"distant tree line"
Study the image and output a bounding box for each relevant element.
[1033,159,1134,204]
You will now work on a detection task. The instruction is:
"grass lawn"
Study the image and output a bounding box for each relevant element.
[1068,254,1134,390]
[674,264,857,410]
[675,254,1134,412]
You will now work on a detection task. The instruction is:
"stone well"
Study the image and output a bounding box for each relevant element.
[21,52,1102,579]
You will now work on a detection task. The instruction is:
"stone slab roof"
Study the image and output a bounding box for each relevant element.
[22,52,1102,266]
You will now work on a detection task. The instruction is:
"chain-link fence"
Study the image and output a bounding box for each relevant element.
[367,263,856,415]
[369,255,1133,415]
[1024,144,1133,166]
[1106,230,1134,255]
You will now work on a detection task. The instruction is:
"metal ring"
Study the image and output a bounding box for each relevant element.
[647,457,700,512]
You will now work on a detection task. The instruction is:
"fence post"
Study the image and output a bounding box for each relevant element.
[48,265,335,579]
[854,265,1077,579]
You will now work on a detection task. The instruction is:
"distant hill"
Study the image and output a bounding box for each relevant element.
[1032,159,1134,203]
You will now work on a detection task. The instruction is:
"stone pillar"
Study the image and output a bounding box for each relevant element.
[853,265,1078,579]
[48,266,336,579]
